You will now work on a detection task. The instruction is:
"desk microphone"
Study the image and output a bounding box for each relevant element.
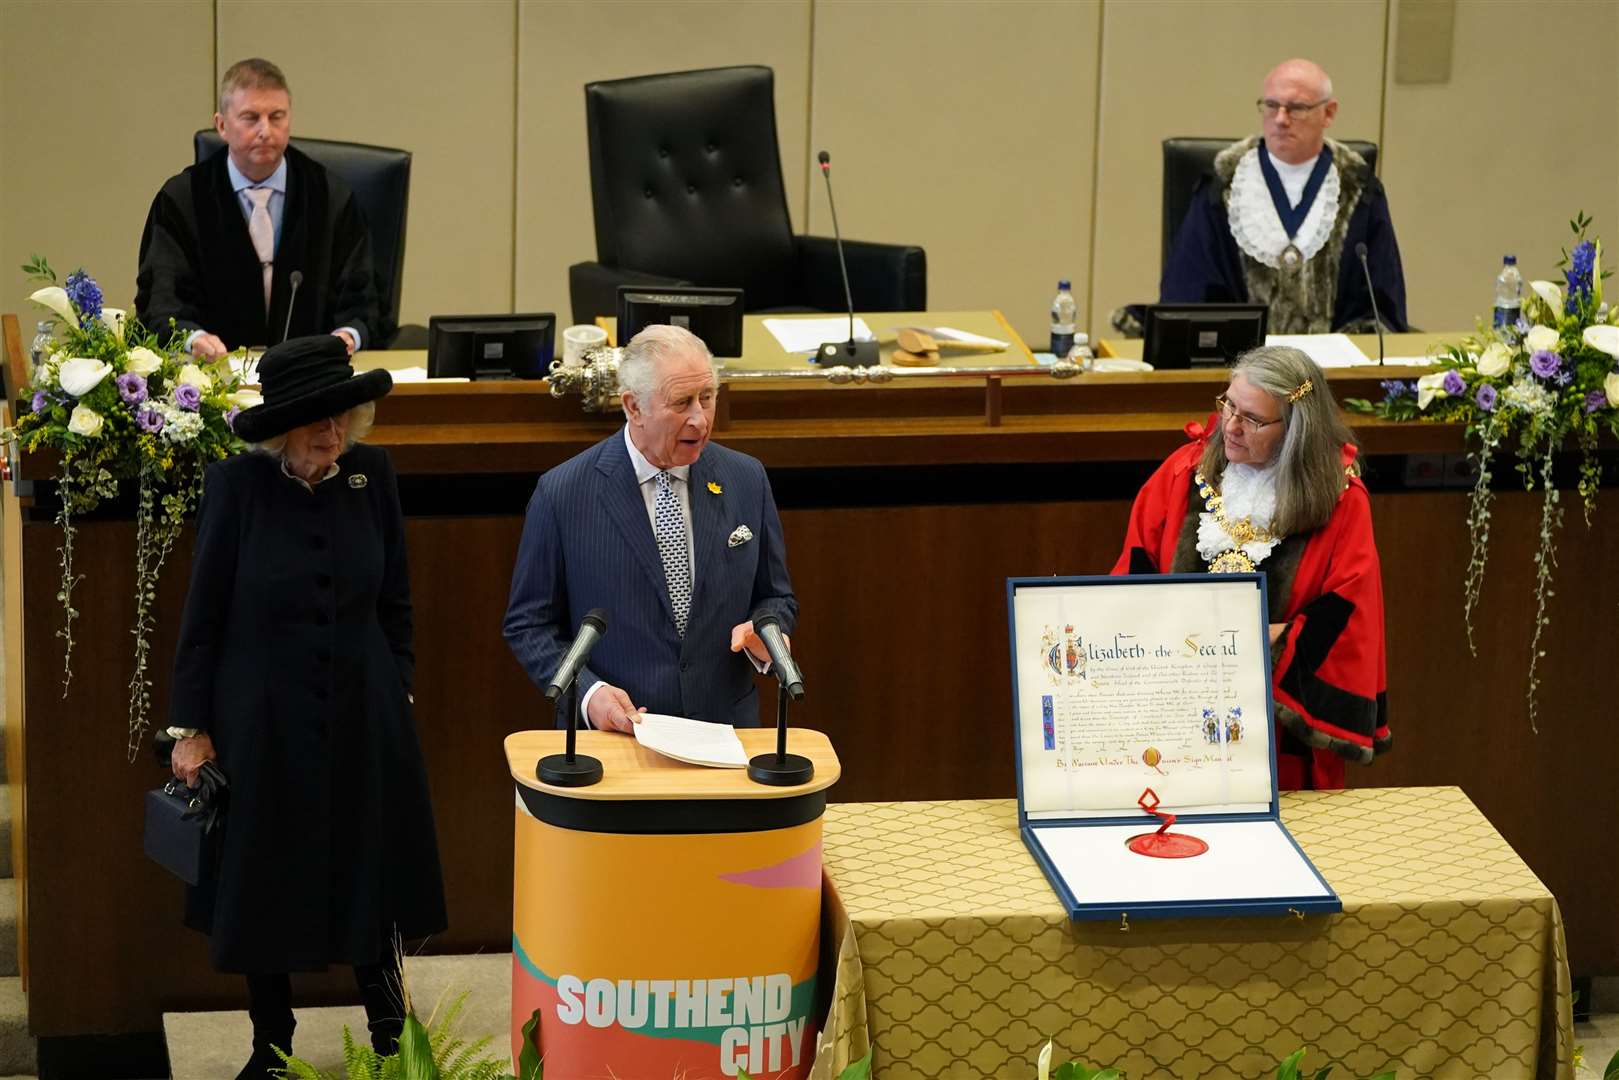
[281,270,304,345]
[1355,243,1384,366]
[545,609,608,701]
[753,613,804,701]
[815,151,879,368]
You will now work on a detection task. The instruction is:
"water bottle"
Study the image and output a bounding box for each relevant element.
[29,321,52,372]
[1493,255,1522,330]
[1050,279,1077,358]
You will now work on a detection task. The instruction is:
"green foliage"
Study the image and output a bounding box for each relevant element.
[1052,1061,1121,1080]
[271,1000,539,1080]
[22,253,56,284]
[1604,1047,1619,1080]
[741,1047,870,1080]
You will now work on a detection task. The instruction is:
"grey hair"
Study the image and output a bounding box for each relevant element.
[251,400,376,456]
[1198,346,1357,535]
[617,324,717,416]
[219,58,290,115]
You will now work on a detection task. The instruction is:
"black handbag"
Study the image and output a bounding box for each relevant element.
[143,761,228,886]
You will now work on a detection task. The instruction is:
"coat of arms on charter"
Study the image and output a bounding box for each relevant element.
[1040,624,1086,686]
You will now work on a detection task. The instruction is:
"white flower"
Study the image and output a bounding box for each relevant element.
[1584,324,1619,360]
[126,347,165,376]
[1476,342,1511,377]
[1524,325,1559,354]
[176,363,213,391]
[99,307,126,343]
[1529,280,1564,314]
[226,388,263,409]
[56,357,113,397]
[1606,371,1619,408]
[66,405,104,437]
[158,406,204,445]
[1037,1039,1052,1080]
[1500,378,1555,417]
[1415,371,1451,409]
[29,286,78,328]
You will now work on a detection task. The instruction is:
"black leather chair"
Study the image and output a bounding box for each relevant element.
[1161,137,1379,272]
[194,131,415,348]
[569,65,926,326]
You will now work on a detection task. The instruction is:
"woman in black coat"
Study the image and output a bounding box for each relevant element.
[169,335,447,1079]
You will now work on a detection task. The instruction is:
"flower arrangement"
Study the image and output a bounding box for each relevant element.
[1345,213,1619,730]
[2,257,256,759]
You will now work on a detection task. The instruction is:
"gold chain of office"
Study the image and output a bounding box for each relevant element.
[1195,471,1278,574]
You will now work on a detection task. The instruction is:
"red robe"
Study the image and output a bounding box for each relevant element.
[1112,422,1391,790]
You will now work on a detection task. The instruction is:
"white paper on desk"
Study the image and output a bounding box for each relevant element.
[1030,819,1330,905]
[1091,358,1154,373]
[1265,333,1371,368]
[763,317,874,354]
[633,713,748,768]
[932,326,1010,349]
[388,366,430,383]
[1384,355,1438,366]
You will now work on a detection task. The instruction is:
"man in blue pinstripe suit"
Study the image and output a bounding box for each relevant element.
[504,324,797,731]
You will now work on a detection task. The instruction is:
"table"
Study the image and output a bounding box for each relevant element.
[1097,332,1462,364]
[814,788,1572,1079]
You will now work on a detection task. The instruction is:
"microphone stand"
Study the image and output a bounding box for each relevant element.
[1356,243,1385,366]
[747,680,814,787]
[815,151,880,369]
[537,676,603,786]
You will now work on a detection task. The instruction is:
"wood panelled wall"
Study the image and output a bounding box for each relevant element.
[2,0,1616,347]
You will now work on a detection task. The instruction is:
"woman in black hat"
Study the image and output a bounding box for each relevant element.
[167,335,447,1078]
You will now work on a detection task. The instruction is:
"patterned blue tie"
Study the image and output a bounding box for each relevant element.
[654,471,691,637]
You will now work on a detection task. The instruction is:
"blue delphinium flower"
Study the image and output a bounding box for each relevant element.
[1565,240,1596,311]
[1475,384,1497,412]
[1442,369,1466,396]
[1530,350,1561,380]
[63,270,103,323]
[30,390,48,414]
[116,372,147,405]
[1381,379,1411,400]
[1584,390,1607,414]
[173,383,201,411]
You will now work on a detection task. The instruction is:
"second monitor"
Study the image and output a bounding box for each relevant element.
[616,286,745,359]
[1142,303,1268,369]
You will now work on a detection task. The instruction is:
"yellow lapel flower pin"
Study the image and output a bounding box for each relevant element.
[707,481,723,495]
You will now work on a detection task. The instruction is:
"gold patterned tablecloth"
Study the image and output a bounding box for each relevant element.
[810,787,1572,1079]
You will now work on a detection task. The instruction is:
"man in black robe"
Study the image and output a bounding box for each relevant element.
[135,58,383,358]
[1160,58,1408,334]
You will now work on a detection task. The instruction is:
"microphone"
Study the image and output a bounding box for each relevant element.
[281,270,303,345]
[814,151,879,368]
[753,613,804,701]
[1355,243,1384,366]
[544,609,608,701]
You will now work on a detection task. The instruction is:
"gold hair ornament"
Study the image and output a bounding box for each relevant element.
[1287,378,1314,403]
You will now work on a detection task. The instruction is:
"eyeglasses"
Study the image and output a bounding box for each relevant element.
[1215,396,1282,433]
[1256,98,1329,119]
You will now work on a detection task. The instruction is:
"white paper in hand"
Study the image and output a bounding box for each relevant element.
[633,713,748,768]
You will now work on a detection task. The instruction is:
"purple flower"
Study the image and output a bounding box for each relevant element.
[136,407,165,434]
[1380,379,1412,400]
[116,371,147,405]
[1530,350,1561,380]
[1565,240,1597,311]
[224,406,241,433]
[63,270,103,322]
[30,390,48,414]
[1555,367,1574,387]
[1442,369,1466,396]
[1475,383,1497,412]
[1584,390,1607,414]
[172,382,201,411]
[1514,314,1531,335]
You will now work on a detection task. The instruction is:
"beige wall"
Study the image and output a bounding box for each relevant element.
[2,0,1616,349]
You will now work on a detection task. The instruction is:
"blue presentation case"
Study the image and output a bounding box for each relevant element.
[1006,573,1341,923]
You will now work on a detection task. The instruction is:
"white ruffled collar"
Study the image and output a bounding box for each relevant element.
[1197,463,1281,566]
[1227,146,1339,269]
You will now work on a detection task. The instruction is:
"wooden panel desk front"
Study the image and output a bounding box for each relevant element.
[5,312,1614,1038]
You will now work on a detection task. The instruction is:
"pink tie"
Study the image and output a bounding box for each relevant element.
[246,187,274,313]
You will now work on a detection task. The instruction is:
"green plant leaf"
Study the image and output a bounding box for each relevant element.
[836,1048,874,1080]
[1603,1047,1619,1080]
[1311,1066,1333,1080]
[1276,1047,1306,1080]
[396,1014,437,1080]
[515,1007,543,1080]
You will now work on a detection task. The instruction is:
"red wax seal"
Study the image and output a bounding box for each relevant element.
[1127,787,1209,859]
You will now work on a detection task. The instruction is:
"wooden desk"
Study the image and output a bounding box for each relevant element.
[4,312,1614,1038]
[1097,331,1461,364]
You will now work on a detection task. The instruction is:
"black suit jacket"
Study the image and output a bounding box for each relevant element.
[135,145,383,350]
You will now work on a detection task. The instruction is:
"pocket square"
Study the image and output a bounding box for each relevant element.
[727,525,754,548]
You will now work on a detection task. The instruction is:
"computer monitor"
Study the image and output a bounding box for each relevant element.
[616,286,745,359]
[427,313,555,380]
[1142,303,1268,369]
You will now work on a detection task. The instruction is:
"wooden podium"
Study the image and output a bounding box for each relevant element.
[504,728,840,1079]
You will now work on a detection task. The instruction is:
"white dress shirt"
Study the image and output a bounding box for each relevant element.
[1270,152,1320,208]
